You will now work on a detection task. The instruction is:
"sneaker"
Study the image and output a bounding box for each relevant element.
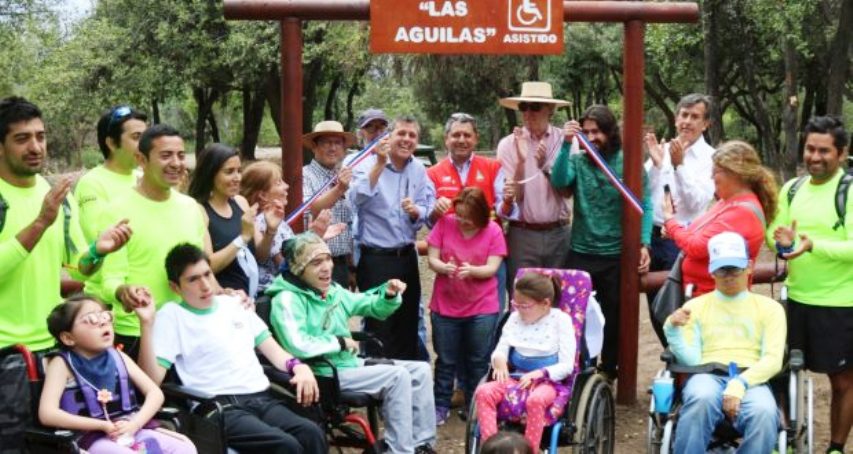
[435,406,450,426]
[415,444,437,454]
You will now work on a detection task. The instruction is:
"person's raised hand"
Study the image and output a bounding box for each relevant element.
[375,137,390,165]
[645,132,664,168]
[563,120,581,143]
[431,197,452,219]
[95,219,133,255]
[385,278,407,297]
[782,233,813,260]
[309,209,331,237]
[336,167,353,193]
[773,219,797,248]
[36,178,73,227]
[116,285,152,312]
[670,138,686,168]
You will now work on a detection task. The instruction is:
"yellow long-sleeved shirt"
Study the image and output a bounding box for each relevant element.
[664,290,786,399]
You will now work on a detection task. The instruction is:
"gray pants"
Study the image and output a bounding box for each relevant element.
[338,361,436,454]
[506,224,572,292]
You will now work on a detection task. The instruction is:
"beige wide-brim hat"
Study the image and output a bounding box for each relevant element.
[302,121,357,149]
[499,81,571,110]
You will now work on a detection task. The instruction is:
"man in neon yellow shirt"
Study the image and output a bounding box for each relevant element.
[0,96,132,351]
[665,231,785,454]
[769,116,852,454]
[76,106,147,299]
[96,124,206,358]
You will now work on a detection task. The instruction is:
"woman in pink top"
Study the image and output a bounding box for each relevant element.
[427,187,507,425]
[663,141,778,297]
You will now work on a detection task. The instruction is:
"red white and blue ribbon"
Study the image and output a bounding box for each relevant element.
[575,132,644,215]
[285,132,390,226]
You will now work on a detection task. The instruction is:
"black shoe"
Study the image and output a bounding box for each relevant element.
[415,444,436,454]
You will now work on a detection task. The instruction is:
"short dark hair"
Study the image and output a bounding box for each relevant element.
[675,93,712,120]
[0,96,42,142]
[514,271,560,306]
[188,143,239,203]
[580,105,621,153]
[480,431,533,454]
[138,124,181,158]
[166,243,209,284]
[96,106,148,159]
[452,187,490,228]
[804,116,848,151]
[46,295,108,350]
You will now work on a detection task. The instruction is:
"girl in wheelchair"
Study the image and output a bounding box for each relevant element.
[474,271,576,451]
[38,295,196,453]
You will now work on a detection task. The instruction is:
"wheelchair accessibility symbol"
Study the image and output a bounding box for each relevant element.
[508,0,552,32]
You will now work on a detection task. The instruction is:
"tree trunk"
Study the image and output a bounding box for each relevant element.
[241,85,266,160]
[781,32,800,178]
[264,66,282,141]
[825,0,852,115]
[324,75,341,121]
[207,109,220,144]
[193,87,209,154]
[702,0,724,146]
[151,98,161,124]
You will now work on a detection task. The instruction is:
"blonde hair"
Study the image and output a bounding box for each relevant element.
[240,161,281,208]
[712,140,779,224]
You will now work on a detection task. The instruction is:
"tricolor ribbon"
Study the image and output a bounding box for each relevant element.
[285,132,390,226]
[575,132,644,215]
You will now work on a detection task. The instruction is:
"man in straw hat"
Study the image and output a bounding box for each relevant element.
[302,120,357,288]
[496,81,573,293]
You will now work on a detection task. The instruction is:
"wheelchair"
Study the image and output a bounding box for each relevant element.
[0,344,184,454]
[255,294,385,453]
[464,268,616,454]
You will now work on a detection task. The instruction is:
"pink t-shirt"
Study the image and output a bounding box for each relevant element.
[427,215,507,317]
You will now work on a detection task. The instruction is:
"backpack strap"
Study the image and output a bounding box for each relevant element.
[786,176,808,206]
[0,190,7,234]
[107,348,136,413]
[833,173,852,230]
[733,200,766,229]
[57,350,105,419]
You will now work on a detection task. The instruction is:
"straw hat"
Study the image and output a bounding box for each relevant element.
[499,81,570,110]
[302,121,357,149]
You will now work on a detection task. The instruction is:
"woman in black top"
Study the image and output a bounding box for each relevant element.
[188,144,262,296]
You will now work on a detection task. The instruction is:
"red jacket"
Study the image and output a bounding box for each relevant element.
[664,193,766,297]
[427,155,501,213]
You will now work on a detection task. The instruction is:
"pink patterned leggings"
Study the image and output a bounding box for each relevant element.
[474,379,557,451]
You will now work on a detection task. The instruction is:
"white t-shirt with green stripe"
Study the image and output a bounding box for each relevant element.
[154,295,271,395]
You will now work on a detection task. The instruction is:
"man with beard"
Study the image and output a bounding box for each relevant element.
[768,116,852,454]
[0,96,132,351]
[643,94,716,344]
[95,124,207,359]
[348,115,435,360]
[551,105,653,377]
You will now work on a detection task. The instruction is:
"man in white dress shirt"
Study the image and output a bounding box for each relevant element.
[644,93,716,343]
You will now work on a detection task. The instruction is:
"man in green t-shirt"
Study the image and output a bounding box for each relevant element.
[75,105,148,242]
[96,124,207,359]
[768,116,852,454]
[0,96,132,351]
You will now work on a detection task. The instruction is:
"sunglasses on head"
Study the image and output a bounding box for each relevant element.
[518,102,545,112]
[107,105,132,130]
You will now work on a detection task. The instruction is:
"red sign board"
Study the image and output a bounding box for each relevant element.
[370,0,564,55]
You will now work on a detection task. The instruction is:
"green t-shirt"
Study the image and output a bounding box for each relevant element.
[75,165,138,298]
[98,189,206,336]
[551,143,653,255]
[766,170,853,307]
[0,176,87,350]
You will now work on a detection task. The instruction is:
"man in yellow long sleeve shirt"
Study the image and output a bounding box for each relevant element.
[665,231,786,454]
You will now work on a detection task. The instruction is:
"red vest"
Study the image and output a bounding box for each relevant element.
[427,155,500,214]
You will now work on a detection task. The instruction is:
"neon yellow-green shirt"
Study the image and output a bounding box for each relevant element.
[75,165,138,298]
[0,176,87,350]
[664,291,786,399]
[98,189,206,336]
[766,170,853,307]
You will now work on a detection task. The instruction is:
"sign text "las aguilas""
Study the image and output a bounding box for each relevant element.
[370,0,564,55]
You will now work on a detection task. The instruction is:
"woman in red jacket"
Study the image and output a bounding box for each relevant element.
[663,140,778,297]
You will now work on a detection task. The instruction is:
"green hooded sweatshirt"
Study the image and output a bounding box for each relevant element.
[266,274,401,376]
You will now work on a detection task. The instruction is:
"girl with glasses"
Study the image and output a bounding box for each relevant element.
[39,295,196,453]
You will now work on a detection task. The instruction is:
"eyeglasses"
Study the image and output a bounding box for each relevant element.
[76,310,114,326]
[518,102,544,112]
[510,299,538,309]
[711,266,746,278]
[107,106,132,131]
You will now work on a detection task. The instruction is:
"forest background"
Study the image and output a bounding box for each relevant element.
[1,0,851,178]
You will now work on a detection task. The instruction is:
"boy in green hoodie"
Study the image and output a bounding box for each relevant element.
[267,232,437,454]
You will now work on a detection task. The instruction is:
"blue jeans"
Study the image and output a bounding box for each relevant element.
[431,312,498,408]
[674,374,778,454]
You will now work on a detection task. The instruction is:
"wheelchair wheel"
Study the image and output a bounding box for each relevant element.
[465,397,480,454]
[789,368,814,454]
[572,374,615,453]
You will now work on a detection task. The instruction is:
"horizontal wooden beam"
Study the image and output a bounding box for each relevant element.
[224,1,699,23]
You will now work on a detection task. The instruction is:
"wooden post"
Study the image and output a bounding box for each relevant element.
[281,18,304,231]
